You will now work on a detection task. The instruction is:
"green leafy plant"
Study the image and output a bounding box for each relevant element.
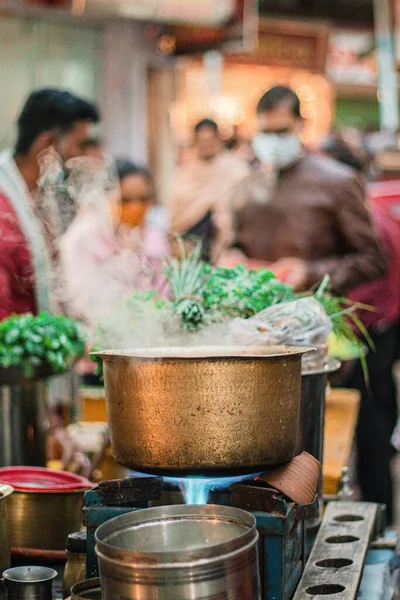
[312,275,373,379]
[92,243,373,380]
[0,312,85,379]
[202,264,295,318]
[163,242,208,331]
[163,242,295,329]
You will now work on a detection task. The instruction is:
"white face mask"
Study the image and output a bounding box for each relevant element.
[252,133,301,169]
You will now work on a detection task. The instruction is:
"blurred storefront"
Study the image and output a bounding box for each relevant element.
[166,18,333,152]
[0,0,238,161]
[170,59,333,149]
[0,14,102,149]
[0,9,164,163]
[0,1,385,192]
[166,19,381,148]
[326,28,379,130]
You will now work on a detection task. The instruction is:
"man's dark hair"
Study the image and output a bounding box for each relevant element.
[15,88,100,155]
[115,158,152,183]
[256,85,301,118]
[194,118,219,135]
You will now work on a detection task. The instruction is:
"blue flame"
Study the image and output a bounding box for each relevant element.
[164,473,262,505]
[129,470,262,505]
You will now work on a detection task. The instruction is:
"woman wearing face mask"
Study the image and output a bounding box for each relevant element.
[59,157,168,335]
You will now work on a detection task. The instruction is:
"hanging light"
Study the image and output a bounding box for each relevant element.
[157,34,176,56]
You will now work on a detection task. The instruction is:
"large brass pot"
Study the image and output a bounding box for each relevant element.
[95,346,308,475]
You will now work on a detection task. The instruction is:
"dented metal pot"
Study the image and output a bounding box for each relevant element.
[95,346,310,475]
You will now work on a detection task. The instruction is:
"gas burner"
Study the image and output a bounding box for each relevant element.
[230,481,319,521]
[94,472,319,517]
[97,476,163,506]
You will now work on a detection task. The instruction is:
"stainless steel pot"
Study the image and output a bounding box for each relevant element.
[0,484,13,574]
[298,360,340,535]
[0,379,48,467]
[95,346,309,474]
[298,360,341,462]
[95,504,261,600]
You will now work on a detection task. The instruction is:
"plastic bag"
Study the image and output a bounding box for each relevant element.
[229,297,332,371]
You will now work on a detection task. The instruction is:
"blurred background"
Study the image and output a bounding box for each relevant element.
[0,0,397,203]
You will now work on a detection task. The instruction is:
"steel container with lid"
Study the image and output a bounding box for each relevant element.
[95,504,261,600]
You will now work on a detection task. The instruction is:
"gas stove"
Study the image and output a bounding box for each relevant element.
[83,473,319,600]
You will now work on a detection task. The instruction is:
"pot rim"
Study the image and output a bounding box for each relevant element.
[3,566,57,583]
[92,345,315,361]
[301,358,341,377]
[6,489,88,495]
[71,578,101,600]
[95,504,257,566]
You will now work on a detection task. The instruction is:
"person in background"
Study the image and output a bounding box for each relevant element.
[60,158,169,334]
[0,88,100,471]
[169,118,249,262]
[115,159,169,280]
[231,85,386,294]
[323,135,400,525]
[0,88,100,318]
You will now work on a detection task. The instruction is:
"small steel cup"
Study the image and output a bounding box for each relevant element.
[2,566,57,600]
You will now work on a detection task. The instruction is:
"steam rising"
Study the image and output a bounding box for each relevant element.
[93,300,233,353]
[37,152,170,340]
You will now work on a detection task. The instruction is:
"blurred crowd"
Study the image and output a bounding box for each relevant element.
[1,85,400,522]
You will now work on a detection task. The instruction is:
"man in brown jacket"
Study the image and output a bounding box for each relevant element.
[233,86,386,293]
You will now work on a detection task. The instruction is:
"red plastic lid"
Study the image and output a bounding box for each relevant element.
[0,467,93,493]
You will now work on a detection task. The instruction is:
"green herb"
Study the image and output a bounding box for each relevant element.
[202,264,294,318]
[91,242,372,380]
[0,312,85,378]
[162,242,295,329]
[163,243,208,331]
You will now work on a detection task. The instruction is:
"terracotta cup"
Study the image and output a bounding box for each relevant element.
[257,451,321,505]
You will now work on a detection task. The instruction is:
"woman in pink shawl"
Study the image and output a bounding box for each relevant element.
[60,158,169,335]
